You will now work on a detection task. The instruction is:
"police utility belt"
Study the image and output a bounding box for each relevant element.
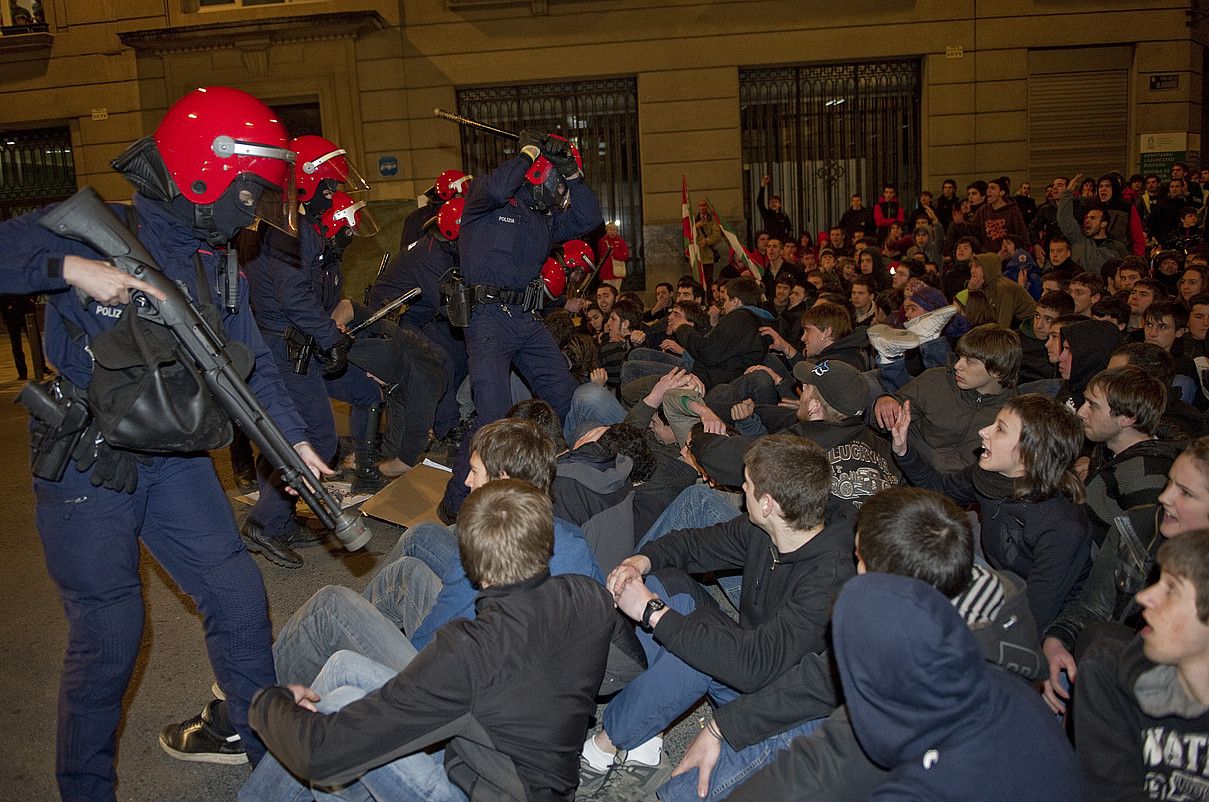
[440,269,544,328]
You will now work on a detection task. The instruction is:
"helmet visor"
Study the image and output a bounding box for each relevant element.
[254,167,298,237]
[332,199,380,238]
[305,148,371,195]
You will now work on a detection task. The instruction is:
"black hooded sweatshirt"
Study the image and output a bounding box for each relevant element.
[1055,318,1124,412]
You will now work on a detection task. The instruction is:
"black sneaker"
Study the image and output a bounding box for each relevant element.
[575,755,672,801]
[159,700,247,765]
[240,519,303,569]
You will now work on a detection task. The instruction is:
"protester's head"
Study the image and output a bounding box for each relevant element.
[1158,439,1209,538]
[467,417,559,493]
[954,325,1021,391]
[595,283,618,315]
[850,275,877,312]
[800,301,853,357]
[1080,366,1166,441]
[1033,291,1075,339]
[605,298,644,342]
[1048,236,1073,268]
[1041,273,1070,296]
[668,300,708,332]
[726,276,763,309]
[856,487,974,599]
[1137,529,1209,669]
[676,277,706,304]
[954,235,980,262]
[986,394,1084,503]
[597,423,656,483]
[791,359,869,422]
[960,290,997,328]
[1142,300,1188,352]
[655,282,674,305]
[1189,294,1209,341]
[1068,272,1104,316]
[459,479,554,588]
[743,434,829,531]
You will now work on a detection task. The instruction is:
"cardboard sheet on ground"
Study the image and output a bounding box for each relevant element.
[359,461,453,529]
[233,481,372,514]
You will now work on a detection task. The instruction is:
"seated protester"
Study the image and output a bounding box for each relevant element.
[942,236,980,301]
[871,325,1022,472]
[1054,318,1125,412]
[1043,437,1209,717]
[849,274,878,329]
[642,281,674,326]
[1153,249,1186,297]
[1126,277,1167,334]
[1077,366,1179,547]
[967,251,1036,330]
[580,436,855,798]
[776,277,815,345]
[1092,292,1130,329]
[597,297,646,388]
[890,393,1093,631]
[1043,234,1082,275]
[1183,293,1209,361]
[866,282,970,394]
[830,574,1083,801]
[1073,529,1209,799]
[691,359,900,521]
[695,487,1044,802]
[763,273,795,319]
[1108,342,1208,442]
[632,277,769,395]
[1068,271,1106,317]
[1142,300,1200,403]
[616,302,705,396]
[1040,270,1070,296]
[1019,290,1074,383]
[760,300,868,374]
[1000,238,1044,300]
[241,481,626,802]
[1113,258,1144,294]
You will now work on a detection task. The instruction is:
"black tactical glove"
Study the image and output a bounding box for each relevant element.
[548,151,580,180]
[517,128,547,152]
[73,421,139,493]
[320,334,353,376]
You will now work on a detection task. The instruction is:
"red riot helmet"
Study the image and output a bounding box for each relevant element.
[540,257,568,299]
[425,197,465,241]
[561,239,595,295]
[148,86,298,237]
[318,191,379,240]
[435,169,472,201]
[291,135,370,203]
[523,135,581,213]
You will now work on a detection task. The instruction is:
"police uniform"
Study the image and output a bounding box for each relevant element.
[1,195,303,799]
[245,224,380,539]
[440,152,601,515]
[370,232,466,439]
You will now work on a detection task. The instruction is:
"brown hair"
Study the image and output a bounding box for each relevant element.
[857,487,974,599]
[458,479,554,587]
[801,301,853,340]
[1003,394,1085,503]
[956,325,1022,388]
[744,434,830,530]
[470,418,557,492]
[1085,366,1167,435]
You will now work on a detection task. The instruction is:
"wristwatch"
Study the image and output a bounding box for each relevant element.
[641,598,667,632]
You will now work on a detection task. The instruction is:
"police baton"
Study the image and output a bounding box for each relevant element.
[433,108,518,141]
[572,246,612,299]
[346,288,421,338]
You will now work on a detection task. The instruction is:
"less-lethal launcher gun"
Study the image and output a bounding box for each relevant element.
[40,187,372,552]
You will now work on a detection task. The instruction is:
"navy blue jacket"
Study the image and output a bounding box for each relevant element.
[369,233,457,328]
[834,574,1085,801]
[246,224,345,350]
[458,155,600,291]
[0,194,305,443]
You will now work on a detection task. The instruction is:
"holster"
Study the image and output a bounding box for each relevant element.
[283,325,317,375]
[440,270,472,328]
[18,378,92,481]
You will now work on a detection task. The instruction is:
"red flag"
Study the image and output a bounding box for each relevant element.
[681,176,705,286]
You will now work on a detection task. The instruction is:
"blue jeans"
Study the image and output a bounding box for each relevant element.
[603,573,740,749]
[657,717,825,802]
[564,382,627,443]
[637,484,743,550]
[873,338,951,394]
[621,348,693,387]
[239,651,466,802]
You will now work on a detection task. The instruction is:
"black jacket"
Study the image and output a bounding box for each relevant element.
[1083,439,1179,546]
[897,448,1092,631]
[673,306,770,388]
[249,573,619,801]
[640,515,855,693]
[1075,635,1209,801]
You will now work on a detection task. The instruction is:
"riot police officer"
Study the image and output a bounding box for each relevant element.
[241,135,385,569]
[438,131,601,518]
[0,86,319,800]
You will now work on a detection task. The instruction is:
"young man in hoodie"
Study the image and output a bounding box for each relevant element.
[1058,172,1129,278]
[973,177,1030,253]
[672,486,1048,802]
[579,435,854,800]
[872,325,1022,471]
[967,251,1036,329]
[1074,529,1209,800]
[668,276,771,390]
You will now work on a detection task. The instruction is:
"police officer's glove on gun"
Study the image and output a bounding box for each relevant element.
[517,128,547,151]
[320,334,352,376]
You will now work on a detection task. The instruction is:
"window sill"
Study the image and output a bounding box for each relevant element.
[0,26,53,55]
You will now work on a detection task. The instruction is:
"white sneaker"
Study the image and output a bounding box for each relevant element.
[904,304,958,343]
[580,733,663,772]
[582,733,618,772]
[867,324,921,362]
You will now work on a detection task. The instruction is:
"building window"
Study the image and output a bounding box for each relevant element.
[456,77,644,288]
[0,126,75,221]
[2,0,48,29]
[740,59,921,243]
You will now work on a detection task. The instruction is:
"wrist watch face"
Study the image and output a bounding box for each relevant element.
[642,598,666,630]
